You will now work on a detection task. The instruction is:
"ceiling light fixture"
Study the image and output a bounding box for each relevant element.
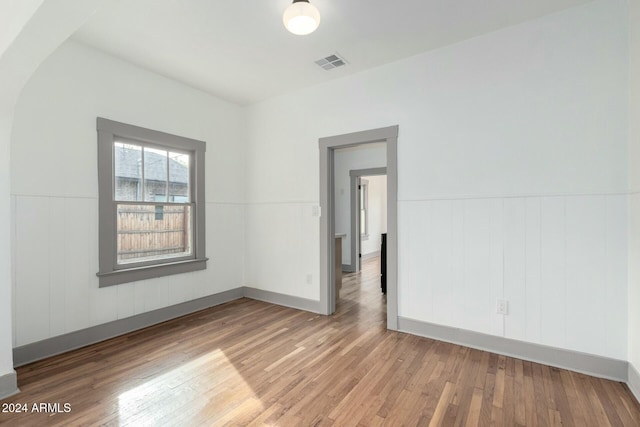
[283,0,320,35]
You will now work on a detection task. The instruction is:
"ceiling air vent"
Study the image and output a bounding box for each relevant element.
[315,53,347,70]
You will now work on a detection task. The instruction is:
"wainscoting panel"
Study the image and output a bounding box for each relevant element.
[398,194,627,360]
[12,195,245,348]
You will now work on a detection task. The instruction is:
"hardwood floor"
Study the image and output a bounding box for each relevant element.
[1,257,639,426]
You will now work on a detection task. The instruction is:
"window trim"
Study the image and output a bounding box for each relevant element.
[96,117,207,287]
[359,179,369,240]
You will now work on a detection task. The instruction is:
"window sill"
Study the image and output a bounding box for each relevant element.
[97,257,208,287]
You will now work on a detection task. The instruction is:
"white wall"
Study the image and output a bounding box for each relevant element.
[628,0,640,384]
[334,143,386,265]
[0,0,44,56]
[400,195,626,357]
[10,40,246,347]
[0,116,14,383]
[361,175,387,256]
[245,0,629,359]
[0,0,113,397]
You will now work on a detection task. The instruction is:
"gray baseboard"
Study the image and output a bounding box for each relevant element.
[362,251,381,260]
[398,316,628,382]
[13,287,323,368]
[0,370,18,400]
[13,288,244,367]
[629,363,640,404]
[243,287,322,313]
[342,264,355,273]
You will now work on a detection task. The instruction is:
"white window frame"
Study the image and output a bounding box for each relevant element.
[96,118,207,287]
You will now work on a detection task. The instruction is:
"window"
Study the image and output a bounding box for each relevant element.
[360,179,369,239]
[97,118,207,287]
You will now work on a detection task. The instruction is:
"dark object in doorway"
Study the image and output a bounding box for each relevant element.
[381,233,387,294]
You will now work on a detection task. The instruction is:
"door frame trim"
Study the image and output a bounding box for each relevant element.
[318,125,399,330]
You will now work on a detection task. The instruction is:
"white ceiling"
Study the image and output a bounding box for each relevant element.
[72,0,594,105]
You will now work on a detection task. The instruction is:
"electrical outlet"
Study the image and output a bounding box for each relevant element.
[306,274,313,284]
[496,299,509,315]
[311,206,321,217]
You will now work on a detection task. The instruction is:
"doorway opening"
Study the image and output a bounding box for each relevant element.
[318,126,398,330]
[338,171,388,324]
[349,170,387,274]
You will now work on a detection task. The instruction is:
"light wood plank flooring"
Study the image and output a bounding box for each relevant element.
[1,257,639,426]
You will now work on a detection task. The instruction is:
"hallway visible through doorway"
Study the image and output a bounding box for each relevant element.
[357,174,387,273]
[335,256,386,325]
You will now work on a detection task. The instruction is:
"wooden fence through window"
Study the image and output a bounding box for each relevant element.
[117,205,191,262]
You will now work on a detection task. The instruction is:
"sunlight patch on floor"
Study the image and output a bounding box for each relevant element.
[118,349,263,425]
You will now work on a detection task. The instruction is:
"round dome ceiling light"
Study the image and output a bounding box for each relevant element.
[283,0,320,35]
